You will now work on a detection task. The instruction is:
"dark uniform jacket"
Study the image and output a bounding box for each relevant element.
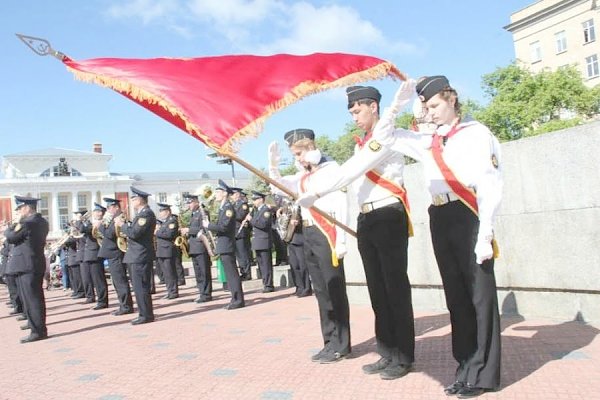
[73,220,86,263]
[81,220,101,262]
[0,240,10,275]
[64,236,79,266]
[207,200,236,255]
[234,200,250,239]
[122,206,157,264]
[250,204,273,251]
[98,212,122,260]
[288,206,304,246]
[155,214,178,258]
[4,213,49,275]
[187,208,209,255]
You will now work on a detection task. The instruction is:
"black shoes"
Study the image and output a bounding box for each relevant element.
[131,317,154,325]
[319,351,348,364]
[380,363,414,380]
[456,384,486,398]
[362,357,392,375]
[92,304,108,310]
[262,287,275,293]
[20,324,30,330]
[223,303,244,310]
[84,299,95,304]
[162,294,179,300]
[444,381,465,396]
[311,347,330,362]
[20,333,48,344]
[9,309,22,315]
[16,315,27,321]
[194,296,212,303]
[111,309,133,316]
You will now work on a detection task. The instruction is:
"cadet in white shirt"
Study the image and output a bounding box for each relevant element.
[299,76,502,398]
[268,128,351,364]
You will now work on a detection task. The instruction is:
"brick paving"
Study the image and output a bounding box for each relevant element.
[1,278,599,400]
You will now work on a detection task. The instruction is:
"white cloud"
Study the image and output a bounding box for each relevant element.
[186,0,280,24]
[106,0,180,24]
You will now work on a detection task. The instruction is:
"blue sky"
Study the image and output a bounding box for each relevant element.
[1,0,534,175]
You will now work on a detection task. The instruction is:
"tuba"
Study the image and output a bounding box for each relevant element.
[276,197,298,243]
[114,214,128,253]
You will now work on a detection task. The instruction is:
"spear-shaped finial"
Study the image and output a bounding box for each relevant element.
[15,33,67,61]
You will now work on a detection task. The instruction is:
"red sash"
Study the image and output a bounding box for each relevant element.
[430,124,499,258]
[300,172,339,267]
[357,135,414,237]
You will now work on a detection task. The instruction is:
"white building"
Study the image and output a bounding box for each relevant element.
[505,0,600,87]
[0,144,251,239]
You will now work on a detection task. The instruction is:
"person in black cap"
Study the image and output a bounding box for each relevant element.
[230,187,252,281]
[81,203,109,310]
[268,129,351,364]
[300,76,503,397]
[181,193,213,303]
[73,209,96,304]
[64,212,85,300]
[245,190,274,292]
[154,203,179,299]
[4,196,49,343]
[98,197,134,315]
[204,179,245,309]
[300,84,417,379]
[115,187,157,324]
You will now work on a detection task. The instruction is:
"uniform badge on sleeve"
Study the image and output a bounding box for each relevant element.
[225,210,233,218]
[168,223,175,229]
[491,154,499,169]
[368,140,382,152]
[138,218,147,226]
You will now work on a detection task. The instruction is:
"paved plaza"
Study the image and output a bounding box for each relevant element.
[1,277,599,400]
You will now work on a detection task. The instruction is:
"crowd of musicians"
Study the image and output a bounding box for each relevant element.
[1,76,503,398]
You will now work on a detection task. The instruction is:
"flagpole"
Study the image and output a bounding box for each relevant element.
[221,151,357,238]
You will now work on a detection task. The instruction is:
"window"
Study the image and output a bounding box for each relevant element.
[57,194,69,229]
[555,31,567,53]
[530,41,542,63]
[77,194,87,210]
[39,195,49,220]
[158,192,167,203]
[586,54,599,78]
[583,19,596,44]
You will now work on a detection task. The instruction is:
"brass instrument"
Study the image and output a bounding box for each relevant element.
[114,214,128,253]
[1,216,24,246]
[71,210,92,239]
[174,213,190,259]
[276,197,298,243]
[49,226,75,254]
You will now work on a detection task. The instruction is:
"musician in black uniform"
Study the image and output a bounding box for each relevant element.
[154,203,179,299]
[73,209,95,304]
[231,187,252,281]
[204,180,245,310]
[181,194,213,303]
[283,205,312,297]
[2,239,23,315]
[98,197,133,315]
[83,203,109,310]
[246,191,274,293]
[64,228,85,299]
[115,187,157,324]
[4,196,49,343]
[174,246,186,286]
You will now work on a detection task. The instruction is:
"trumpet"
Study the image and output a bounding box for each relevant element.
[114,214,129,253]
[174,213,190,259]
[71,210,92,239]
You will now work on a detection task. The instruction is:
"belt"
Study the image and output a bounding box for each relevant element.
[360,196,400,214]
[302,220,314,227]
[431,192,460,206]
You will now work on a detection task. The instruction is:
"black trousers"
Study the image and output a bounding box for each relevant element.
[288,243,311,294]
[303,226,351,355]
[255,249,273,289]
[175,249,185,284]
[87,260,108,307]
[129,262,154,320]
[429,201,501,389]
[235,238,251,277]
[357,202,415,365]
[220,253,244,306]
[158,256,178,297]
[79,261,95,301]
[5,273,22,312]
[68,264,84,296]
[107,256,133,312]
[191,253,212,299]
[16,272,46,337]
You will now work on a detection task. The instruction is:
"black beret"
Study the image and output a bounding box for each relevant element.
[416,75,450,102]
[346,86,381,107]
[284,129,315,146]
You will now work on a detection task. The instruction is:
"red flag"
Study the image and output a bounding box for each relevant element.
[62,53,404,152]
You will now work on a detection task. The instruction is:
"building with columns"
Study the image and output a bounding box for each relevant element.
[0,144,251,240]
[505,0,599,87]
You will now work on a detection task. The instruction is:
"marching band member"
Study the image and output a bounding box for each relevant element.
[73,209,95,304]
[98,198,134,315]
[181,193,213,303]
[154,203,179,300]
[115,187,157,325]
[268,128,351,364]
[203,180,245,310]
[246,191,274,293]
[4,196,49,343]
[231,187,252,281]
[84,203,109,310]
[65,213,85,299]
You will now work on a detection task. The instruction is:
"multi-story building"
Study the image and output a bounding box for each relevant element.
[505,0,599,87]
[0,143,251,239]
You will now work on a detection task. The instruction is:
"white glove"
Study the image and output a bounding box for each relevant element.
[390,78,417,114]
[474,225,494,264]
[335,242,347,259]
[374,79,416,143]
[268,141,281,169]
[302,149,322,165]
[296,192,319,208]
